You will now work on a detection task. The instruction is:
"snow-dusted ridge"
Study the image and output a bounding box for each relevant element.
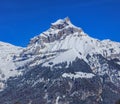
[18,17,120,88]
[0,42,23,79]
[0,41,23,91]
[0,17,120,91]
[22,17,120,68]
[0,17,120,104]
[1,17,120,75]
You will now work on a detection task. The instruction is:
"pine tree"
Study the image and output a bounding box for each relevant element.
[116,99,120,104]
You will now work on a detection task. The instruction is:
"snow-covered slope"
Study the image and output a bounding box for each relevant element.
[16,17,120,87]
[20,17,120,68]
[0,17,120,104]
[0,42,23,91]
[17,17,120,89]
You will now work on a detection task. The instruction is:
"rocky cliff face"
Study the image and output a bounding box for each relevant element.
[0,17,120,104]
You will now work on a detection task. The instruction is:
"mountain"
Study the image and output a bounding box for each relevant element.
[0,17,120,104]
[0,42,22,91]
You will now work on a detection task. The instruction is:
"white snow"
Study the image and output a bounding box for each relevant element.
[52,19,64,25]
[0,18,120,92]
[41,30,120,67]
[51,17,81,30]
[7,17,120,85]
[27,18,120,68]
[55,96,60,104]
[0,82,5,91]
[0,41,23,80]
[42,48,81,67]
[117,62,120,65]
[62,72,95,79]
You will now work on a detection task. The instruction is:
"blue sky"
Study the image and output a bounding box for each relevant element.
[0,0,120,47]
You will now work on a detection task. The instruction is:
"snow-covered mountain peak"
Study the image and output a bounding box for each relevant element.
[51,17,70,25]
[16,18,120,71]
[24,18,88,56]
[51,17,73,27]
[30,18,86,45]
[0,18,120,104]
[50,17,83,32]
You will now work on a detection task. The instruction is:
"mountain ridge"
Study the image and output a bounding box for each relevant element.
[0,17,120,104]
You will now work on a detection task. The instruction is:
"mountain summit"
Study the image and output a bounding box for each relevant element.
[29,17,85,47]
[20,18,120,68]
[0,18,120,104]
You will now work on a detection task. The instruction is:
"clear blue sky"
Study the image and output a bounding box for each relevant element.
[0,0,120,47]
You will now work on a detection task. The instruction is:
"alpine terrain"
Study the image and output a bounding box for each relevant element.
[0,17,120,104]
